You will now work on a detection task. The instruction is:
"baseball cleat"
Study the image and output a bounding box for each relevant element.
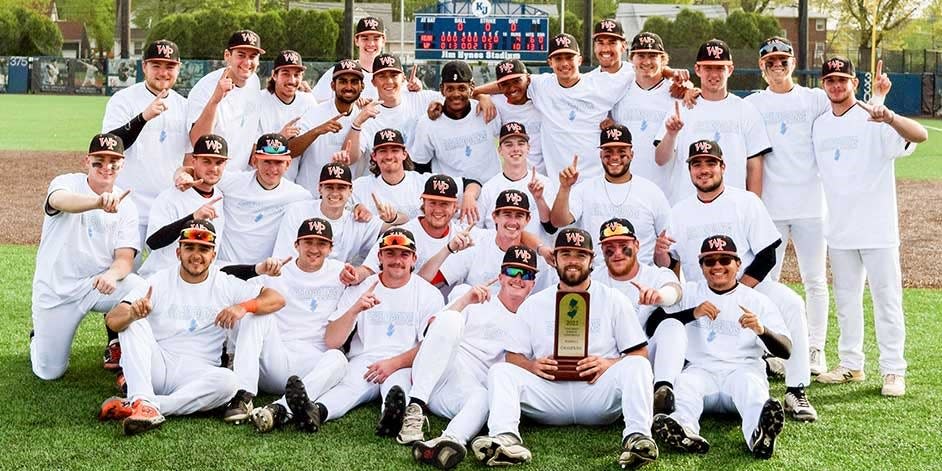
[619,432,658,468]
[750,398,785,459]
[99,396,133,421]
[250,403,288,433]
[285,375,321,433]
[881,374,906,397]
[764,355,786,379]
[809,347,827,376]
[103,339,122,371]
[413,435,467,470]
[815,366,865,384]
[223,389,254,424]
[397,402,428,445]
[653,384,675,415]
[652,413,710,454]
[376,385,407,437]
[115,370,127,396]
[470,433,532,466]
[122,399,165,436]
[784,387,817,422]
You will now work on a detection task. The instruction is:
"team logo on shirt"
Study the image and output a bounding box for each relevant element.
[513,248,532,263]
[565,231,586,246]
[605,128,624,141]
[205,138,223,153]
[379,129,397,141]
[504,191,523,205]
[705,45,725,60]
[826,58,845,72]
[555,36,573,48]
[307,219,327,234]
[432,179,450,193]
[599,20,617,32]
[706,237,727,251]
[282,51,301,64]
[363,18,380,30]
[378,56,396,67]
[498,62,515,74]
[241,32,259,45]
[694,141,713,153]
[156,43,175,58]
[98,135,119,150]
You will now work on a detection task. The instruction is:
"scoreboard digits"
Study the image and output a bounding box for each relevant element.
[415,15,549,62]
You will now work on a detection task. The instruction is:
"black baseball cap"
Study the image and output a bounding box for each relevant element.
[494,189,530,213]
[355,16,385,37]
[372,54,403,75]
[599,124,632,148]
[696,39,732,65]
[549,33,580,58]
[630,32,665,54]
[554,227,593,254]
[699,234,740,260]
[319,162,352,185]
[227,30,264,54]
[333,59,364,79]
[687,139,723,163]
[422,174,458,201]
[274,50,305,71]
[193,134,229,159]
[495,59,528,83]
[441,61,473,84]
[379,227,416,252]
[599,218,636,244]
[499,122,529,143]
[143,39,180,64]
[88,133,125,158]
[373,128,406,150]
[759,37,793,60]
[254,133,291,161]
[180,219,217,247]
[297,217,333,243]
[593,18,625,40]
[821,55,855,79]
[502,245,538,271]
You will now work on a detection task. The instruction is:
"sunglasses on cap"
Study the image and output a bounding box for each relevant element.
[180,228,217,244]
[763,58,790,68]
[259,144,288,154]
[381,233,413,248]
[700,255,737,267]
[501,266,536,281]
[601,225,635,239]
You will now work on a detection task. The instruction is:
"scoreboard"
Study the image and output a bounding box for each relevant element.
[414,15,549,62]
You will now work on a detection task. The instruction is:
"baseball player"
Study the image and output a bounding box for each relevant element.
[257,50,318,182]
[30,133,145,381]
[551,124,670,266]
[351,128,436,222]
[283,228,444,436]
[97,219,286,435]
[397,247,539,469]
[592,218,683,414]
[743,37,833,375]
[187,30,264,170]
[654,139,817,421]
[139,134,228,278]
[273,162,383,265]
[221,218,348,428]
[101,39,188,250]
[811,56,927,396]
[471,228,657,469]
[652,235,790,459]
[655,39,771,204]
[489,59,544,173]
[312,16,387,102]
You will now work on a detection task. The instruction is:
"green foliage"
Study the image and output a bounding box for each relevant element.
[56,0,115,56]
[9,6,63,56]
[190,8,244,59]
[672,8,714,49]
[132,0,254,31]
[326,9,346,59]
[549,11,584,41]
[0,10,18,56]
[241,10,287,60]
[145,13,198,57]
[642,16,674,45]
[641,8,781,50]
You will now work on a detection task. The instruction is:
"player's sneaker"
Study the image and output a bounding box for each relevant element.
[413,434,467,470]
[122,399,165,436]
[750,398,785,459]
[223,389,254,424]
[881,374,905,397]
[764,355,786,379]
[103,339,121,371]
[809,347,827,376]
[250,403,288,433]
[285,375,321,433]
[470,433,532,466]
[652,413,710,454]
[815,365,865,384]
[376,385,407,437]
[618,432,658,468]
[653,384,675,415]
[397,402,428,445]
[99,396,133,421]
[784,387,817,422]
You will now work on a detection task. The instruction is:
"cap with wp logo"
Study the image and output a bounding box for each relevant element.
[687,139,723,163]
[696,39,732,65]
[143,39,181,63]
[422,174,458,201]
[821,55,855,79]
[373,128,405,149]
[193,134,229,159]
[759,37,793,59]
[254,133,291,161]
[297,217,333,242]
[503,244,538,271]
[274,50,305,71]
[227,30,264,54]
[699,234,740,260]
[355,16,385,37]
[599,217,636,243]
[88,133,125,158]
[593,19,625,40]
[319,162,352,185]
[495,59,528,83]
[555,227,593,253]
[549,33,580,58]
[440,60,473,84]
[372,54,403,75]
[332,59,364,79]
[599,124,632,147]
[499,122,529,143]
[494,189,530,213]
[630,32,665,54]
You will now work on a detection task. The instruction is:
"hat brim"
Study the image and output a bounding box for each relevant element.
[229,45,266,54]
[821,72,855,79]
[630,48,665,55]
[499,132,529,143]
[496,72,527,83]
[274,64,307,71]
[696,60,733,66]
[143,57,181,64]
[89,150,125,159]
[600,235,636,244]
[372,66,402,76]
[421,194,458,202]
[255,153,292,161]
[759,52,793,60]
[319,178,352,186]
[355,30,386,38]
[380,244,416,253]
[297,234,333,243]
[599,141,632,148]
[548,48,581,58]
[592,32,625,40]
[686,153,723,163]
[373,142,406,150]
[698,251,740,260]
[553,246,594,254]
[192,152,230,159]
[502,262,539,272]
[493,205,530,214]
[179,239,215,247]
[333,70,365,79]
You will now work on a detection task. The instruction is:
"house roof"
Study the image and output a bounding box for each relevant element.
[616,4,727,41]
[770,7,828,19]
[288,2,394,28]
[56,20,87,43]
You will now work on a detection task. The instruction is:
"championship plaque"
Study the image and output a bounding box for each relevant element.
[553,291,590,381]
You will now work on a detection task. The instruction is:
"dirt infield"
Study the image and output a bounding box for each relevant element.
[4,150,940,288]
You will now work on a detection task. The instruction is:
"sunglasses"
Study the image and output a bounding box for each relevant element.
[381,233,414,248]
[502,266,536,281]
[763,58,790,68]
[700,256,736,267]
[259,144,287,154]
[91,160,123,170]
[180,228,216,244]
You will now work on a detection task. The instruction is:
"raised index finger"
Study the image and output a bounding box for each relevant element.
[144,286,153,300]
[158,89,170,99]
[287,116,301,126]
[485,277,499,287]
[222,67,231,80]
[572,154,579,168]
[410,64,418,81]
[366,280,379,293]
[876,59,883,79]
[371,192,383,206]
[674,100,680,118]
[857,100,873,113]
[208,195,223,205]
[531,165,537,182]
[118,189,132,202]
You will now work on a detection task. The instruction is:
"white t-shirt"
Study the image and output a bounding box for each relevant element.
[295,100,360,188]
[527,68,634,182]
[139,186,226,277]
[256,90,319,182]
[812,103,916,249]
[272,201,383,265]
[655,94,771,204]
[673,281,789,370]
[102,82,189,225]
[411,99,502,183]
[568,175,670,266]
[491,94,544,173]
[610,78,675,193]
[186,68,261,170]
[352,171,430,221]
[439,229,556,292]
[358,91,440,156]
[251,259,347,352]
[592,263,681,328]
[331,274,444,359]
[745,85,831,220]
[507,281,647,360]
[215,170,313,264]
[32,174,140,309]
[132,266,261,365]
[476,169,556,244]
[667,186,781,283]
[312,67,377,103]
[455,297,518,381]
[361,217,485,274]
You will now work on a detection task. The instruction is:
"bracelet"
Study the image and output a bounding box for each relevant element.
[447,242,458,254]
[383,214,396,224]
[350,123,362,131]
[239,299,259,313]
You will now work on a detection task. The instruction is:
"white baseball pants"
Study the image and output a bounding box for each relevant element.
[772,218,830,350]
[649,317,687,385]
[317,354,413,421]
[756,280,811,387]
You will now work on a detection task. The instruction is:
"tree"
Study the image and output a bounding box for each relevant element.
[189,8,245,59]
[0,10,18,56]
[56,0,115,56]
[642,16,673,46]
[241,10,286,60]
[11,6,63,55]
[840,0,921,48]
[132,0,254,30]
[673,8,714,48]
[146,13,198,57]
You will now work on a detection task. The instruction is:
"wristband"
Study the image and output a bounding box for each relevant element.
[239,299,259,313]
[447,242,459,254]
[383,213,397,224]
[350,123,362,131]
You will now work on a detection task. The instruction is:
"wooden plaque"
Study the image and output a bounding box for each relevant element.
[553,291,590,381]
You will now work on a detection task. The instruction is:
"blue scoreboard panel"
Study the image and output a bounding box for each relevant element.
[414,15,549,62]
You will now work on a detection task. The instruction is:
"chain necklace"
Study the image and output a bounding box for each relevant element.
[602,176,633,207]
